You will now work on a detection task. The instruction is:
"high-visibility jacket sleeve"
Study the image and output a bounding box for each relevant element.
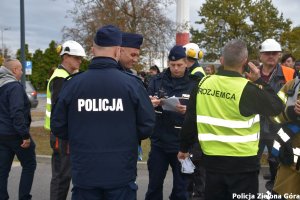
[271,79,300,124]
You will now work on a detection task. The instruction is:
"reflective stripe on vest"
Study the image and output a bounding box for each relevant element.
[196,75,260,157]
[197,115,259,129]
[272,128,300,164]
[198,132,259,143]
[272,128,290,157]
[191,66,206,76]
[278,128,290,142]
[44,68,69,130]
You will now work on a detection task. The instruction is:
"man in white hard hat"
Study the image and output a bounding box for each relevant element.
[258,38,295,191]
[183,43,206,82]
[44,40,86,200]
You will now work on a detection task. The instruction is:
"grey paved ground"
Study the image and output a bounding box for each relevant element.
[8,161,173,200]
[7,158,268,200]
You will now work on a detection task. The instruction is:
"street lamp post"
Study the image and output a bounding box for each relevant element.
[218,19,225,55]
[20,0,26,86]
[1,27,10,59]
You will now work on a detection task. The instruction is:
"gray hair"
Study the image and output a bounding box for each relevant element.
[222,39,248,68]
[3,58,21,72]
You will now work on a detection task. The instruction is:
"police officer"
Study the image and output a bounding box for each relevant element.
[258,38,295,190]
[178,39,283,200]
[50,25,155,200]
[118,32,143,74]
[183,43,205,82]
[145,45,194,200]
[44,40,86,200]
[118,32,145,159]
[0,59,36,200]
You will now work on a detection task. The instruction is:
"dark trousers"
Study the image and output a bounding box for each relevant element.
[71,182,137,200]
[187,160,205,200]
[258,138,278,181]
[145,146,188,200]
[0,139,36,200]
[50,134,71,200]
[205,171,259,200]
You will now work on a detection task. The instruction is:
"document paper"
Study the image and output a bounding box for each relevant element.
[161,96,180,112]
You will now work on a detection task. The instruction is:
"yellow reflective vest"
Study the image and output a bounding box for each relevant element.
[191,66,206,76]
[196,75,260,157]
[44,68,69,130]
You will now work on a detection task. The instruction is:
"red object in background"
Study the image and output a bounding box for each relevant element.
[176,33,189,46]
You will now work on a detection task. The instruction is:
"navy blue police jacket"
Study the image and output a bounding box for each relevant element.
[147,68,194,152]
[0,69,31,140]
[50,57,155,189]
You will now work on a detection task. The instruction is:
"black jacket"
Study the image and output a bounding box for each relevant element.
[147,68,195,152]
[0,67,31,140]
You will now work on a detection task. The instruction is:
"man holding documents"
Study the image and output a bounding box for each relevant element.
[145,45,194,200]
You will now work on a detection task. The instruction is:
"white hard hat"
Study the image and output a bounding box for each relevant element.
[259,39,282,52]
[59,40,86,57]
[183,43,203,59]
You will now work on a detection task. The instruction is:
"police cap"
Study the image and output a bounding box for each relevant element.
[168,45,186,61]
[94,25,122,47]
[121,32,143,49]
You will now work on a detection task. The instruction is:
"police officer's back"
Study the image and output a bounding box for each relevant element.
[50,25,155,200]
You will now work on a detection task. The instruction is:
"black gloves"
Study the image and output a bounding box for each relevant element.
[278,138,294,166]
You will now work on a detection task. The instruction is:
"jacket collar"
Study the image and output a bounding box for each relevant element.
[0,66,17,88]
[159,67,190,81]
[89,57,119,69]
[216,68,243,77]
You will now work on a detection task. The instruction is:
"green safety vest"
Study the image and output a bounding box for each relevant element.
[196,75,260,157]
[44,68,69,130]
[191,66,206,76]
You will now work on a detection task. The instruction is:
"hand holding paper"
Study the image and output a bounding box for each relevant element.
[161,96,180,112]
[149,96,161,107]
[179,157,195,174]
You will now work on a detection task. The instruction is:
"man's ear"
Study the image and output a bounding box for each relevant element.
[115,46,121,61]
[11,67,17,75]
[91,47,95,55]
[243,57,248,66]
[220,56,224,65]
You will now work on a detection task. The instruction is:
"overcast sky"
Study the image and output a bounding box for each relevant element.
[0,0,299,55]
